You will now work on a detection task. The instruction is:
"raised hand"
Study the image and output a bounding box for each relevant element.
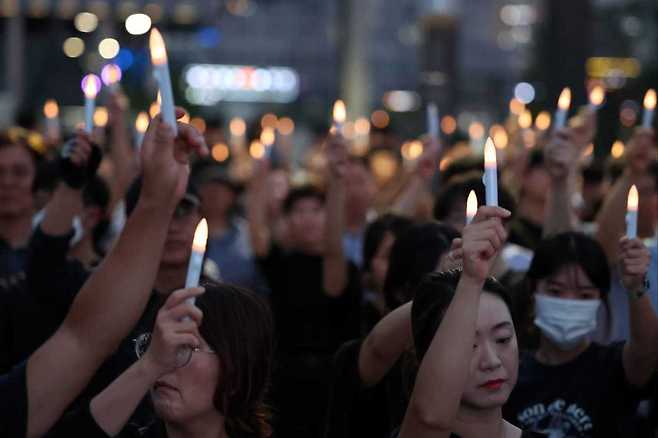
[626,128,656,176]
[544,128,579,181]
[619,237,650,293]
[460,206,510,281]
[325,134,348,179]
[416,135,440,181]
[140,108,208,211]
[141,287,205,378]
[58,130,102,189]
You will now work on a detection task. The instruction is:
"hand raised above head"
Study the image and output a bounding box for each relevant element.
[325,133,349,179]
[461,206,510,282]
[59,130,103,189]
[619,237,650,293]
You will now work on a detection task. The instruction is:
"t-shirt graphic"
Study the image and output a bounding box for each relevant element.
[516,398,592,437]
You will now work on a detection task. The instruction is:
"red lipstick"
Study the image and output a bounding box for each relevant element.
[479,379,506,390]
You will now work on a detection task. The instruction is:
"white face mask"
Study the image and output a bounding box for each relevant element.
[534,294,601,351]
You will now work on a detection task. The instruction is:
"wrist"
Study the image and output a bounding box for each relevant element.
[459,271,486,291]
[137,354,164,383]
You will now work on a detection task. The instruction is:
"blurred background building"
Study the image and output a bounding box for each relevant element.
[0,0,656,155]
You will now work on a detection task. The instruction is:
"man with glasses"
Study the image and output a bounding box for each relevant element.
[0,114,208,438]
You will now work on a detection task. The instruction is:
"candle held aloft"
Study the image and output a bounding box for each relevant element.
[642,89,656,129]
[553,87,571,130]
[333,100,346,136]
[626,185,638,239]
[483,137,498,207]
[466,190,478,225]
[149,28,177,135]
[260,127,276,159]
[101,63,122,92]
[185,218,209,304]
[427,102,439,139]
[43,99,60,140]
[81,74,101,134]
[588,85,605,111]
[135,112,149,150]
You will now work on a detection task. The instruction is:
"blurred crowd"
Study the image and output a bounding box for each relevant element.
[1,84,658,438]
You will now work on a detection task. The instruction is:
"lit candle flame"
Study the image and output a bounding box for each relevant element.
[260,127,276,146]
[333,100,346,125]
[558,87,571,111]
[644,89,657,111]
[44,99,59,119]
[101,63,122,86]
[135,112,149,133]
[466,190,478,223]
[611,140,625,159]
[192,218,208,253]
[583,143,594,158]
[589,86,605,106]
[149,28,168,66]
[250,141,265,159]
[627,185,639,212]
[519,110,533,129]
[82,74,100,99]
[93,107,109,127]
[484,137,497,169]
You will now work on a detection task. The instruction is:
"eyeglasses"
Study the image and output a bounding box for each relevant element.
[133,332,216,368]
[173,196,200,219]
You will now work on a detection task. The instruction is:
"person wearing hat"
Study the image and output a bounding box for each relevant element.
[193,160,268,294]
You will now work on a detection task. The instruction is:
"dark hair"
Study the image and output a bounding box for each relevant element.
[196,282,274,438]
[0,131,40,172]
[581,160,605,185]
[383,222,460,310]
[439,156,483,184]
[526,147,545,171]
[82,175,111,257]
[412,270,512,362]
[433,174,516,222]
[362,214,413,274]
[282,185,325,214]
[515,232,611,348]
[124,177,199,217]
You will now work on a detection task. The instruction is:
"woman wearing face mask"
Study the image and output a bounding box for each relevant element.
[59,281,274,438]
[504,232,658,437]
[399,206,544,437]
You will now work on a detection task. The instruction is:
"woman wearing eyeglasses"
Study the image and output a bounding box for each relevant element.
[59,281,274,438]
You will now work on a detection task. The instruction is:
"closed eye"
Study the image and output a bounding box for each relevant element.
[496,337,512,345]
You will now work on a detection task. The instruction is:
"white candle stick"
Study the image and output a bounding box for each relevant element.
[82,74,100,134]
[626,185,638,239]
[261,127,276,159]
[642,89,656,129]
[427,102,439,140]
[483,137,498,207]
[553,87,571,131]
[134,112,149,150]
[149,28,177,135]
[185,219,209,305]
[466,190,478,225]
[333,100,346,136]
[587,85,605,112]
[43,99,60,140]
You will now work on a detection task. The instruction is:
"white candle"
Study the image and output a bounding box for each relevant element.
[134,112,149,150]
[185,219,208,304]
[642,89,656,129]
[261,127,276,159]
[483,137,498,207]
[553,87,571,131]
[427,102,439,140]
[101,63,122,93]
[626,185,638,239]
[587,85,605,112]
[43,99,60,140]
[466,190,478,225]
[149,28,177,135]
[81,74,100,134]
[333,100,346,136]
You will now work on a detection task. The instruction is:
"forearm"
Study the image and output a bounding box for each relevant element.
[392,175,428,217]
[624,293,658,386]
[109,119,138,210]
[359,302,412,386]
[596,173,632,264]
[543,178,575,237]
[404,274,482,430]
[41,184,83,236]
[323,176,347,297]
[90,360,158,436]
[246,182,271,257]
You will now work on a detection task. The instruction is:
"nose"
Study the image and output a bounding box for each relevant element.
[479,341,503,372]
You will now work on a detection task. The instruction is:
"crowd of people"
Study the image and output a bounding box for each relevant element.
[1,81,658,438]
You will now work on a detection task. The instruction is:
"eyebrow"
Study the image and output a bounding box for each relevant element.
[492,321,512,331]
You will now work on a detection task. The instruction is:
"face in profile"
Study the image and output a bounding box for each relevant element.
[0,144,35,217]
[286,197,325,252]
[162,198,201,266]
[461,292,518,410]
[151,336,220,423]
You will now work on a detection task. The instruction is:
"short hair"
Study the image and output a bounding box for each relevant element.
[383,222,460,310]
[440,156,483,184]
[282,185,325,214]
[433,174,516,222]
[412,271,512,362]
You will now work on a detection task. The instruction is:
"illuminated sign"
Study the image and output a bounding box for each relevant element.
[586,57,641,79]
[183,64,300,105]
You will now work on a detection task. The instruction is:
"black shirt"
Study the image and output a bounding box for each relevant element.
[0,238,28,294]
[0,362,28,438]
[504,342,648,437]
[508,217,543,251]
